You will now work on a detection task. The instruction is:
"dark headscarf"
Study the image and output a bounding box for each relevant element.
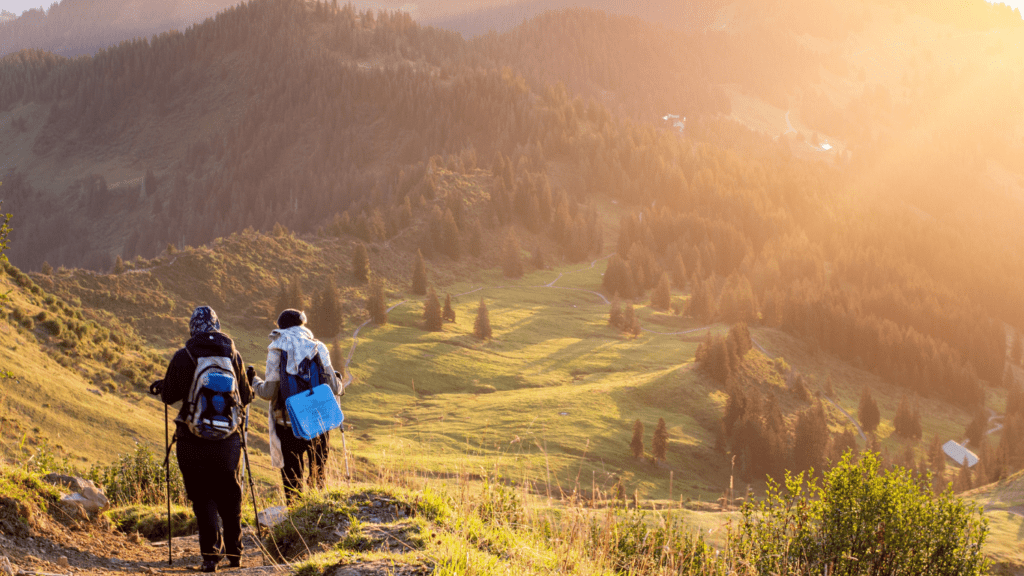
[276,309,307,330]
[189,306,220,337]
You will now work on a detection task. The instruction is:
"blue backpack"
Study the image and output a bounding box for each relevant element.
[278,350,325,406]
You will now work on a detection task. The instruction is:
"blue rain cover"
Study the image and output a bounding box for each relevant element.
[285,384,343,440]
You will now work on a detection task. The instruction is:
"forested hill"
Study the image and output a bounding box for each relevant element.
[0,0,241,57]
[0,0,1022,411]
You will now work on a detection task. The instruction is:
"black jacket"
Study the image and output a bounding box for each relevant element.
[161,331,253,436]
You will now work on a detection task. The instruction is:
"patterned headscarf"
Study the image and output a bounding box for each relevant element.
[189,306,220,337]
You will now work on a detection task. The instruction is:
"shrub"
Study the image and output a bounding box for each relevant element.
[40,319,63,337]
[86,444,187,507]
[20,317,34,330]
[105,504,197,540]
[731,451,989,576]
[472,384,496,394]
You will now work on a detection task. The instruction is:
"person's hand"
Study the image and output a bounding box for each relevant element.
[246,365,257,383]
[149,380,164,396]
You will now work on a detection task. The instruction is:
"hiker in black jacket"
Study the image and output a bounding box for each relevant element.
[158,306,253,573]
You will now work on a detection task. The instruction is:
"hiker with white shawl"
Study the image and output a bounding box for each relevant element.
[252,309,347,502]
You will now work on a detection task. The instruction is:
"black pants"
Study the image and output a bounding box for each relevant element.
[276,422,330,503]
[176,430,243,564]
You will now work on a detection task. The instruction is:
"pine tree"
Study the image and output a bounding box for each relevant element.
[442,293,456,322]
[670,251,687,290]
[468,220,483,258]
[474,298,492,340]
[608,297,623,329]
[331,339,346,378]
[793,402,830,473]
[1012,331,1023,366]
[928,435,946,475]
[630,419,645,459]
[622,301,641,336]
[532,246,545,270]
[858,387,880,434]
[352,242,369,284]
[894,396,922,440]
[652,417,668,462]
[411,249,427,295]
[501,231,523,278]
[727,322,752,358]
[367,279,387,325]
[286,278,306,311]
[442,208,461,260]
[40,261,52,275]
[113,255,125,274]
[964,409,988,447]
[312,278,343,339]
[423,287,442,331]
[651,272,671,311]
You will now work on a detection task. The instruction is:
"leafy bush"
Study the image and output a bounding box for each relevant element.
[86,444,187,507]
[731,451,989,576]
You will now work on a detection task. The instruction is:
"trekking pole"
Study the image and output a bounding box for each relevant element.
[242,404,267,565]
[150,379,173,566]
[164,400,172,566]
[340,426,351,484]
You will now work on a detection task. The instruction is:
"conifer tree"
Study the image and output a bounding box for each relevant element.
[367,279,387,325]
[531,246,545,270]
[609,297,623,329]
[352,242,369,284]
[652,417,668,462]
[423,287,442,331]
[442,208,461,260]
[651,272,671,311]
[630,419,645,459]
[502,231,523,278]
[442,293,456,322]
[1012,332,1023,366]
[474,298,492,340]
[727,322,752,358]
[928,435,946,475]
[288,278,306,311]
[964,409,988,447]
[411,249,427,295]
[858,387,880,434]
[671,251,687,290]
[793,402,830,473]
[622,301,641,336]
[954,462,973,492]
[311,278,343,339]
[894,396,922,440]
[113,255,125,274]
[331,339,345,377]
[468,220,483,258]
[41,261,52,275]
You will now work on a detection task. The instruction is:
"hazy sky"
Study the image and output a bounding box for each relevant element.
[2,0,1022,19]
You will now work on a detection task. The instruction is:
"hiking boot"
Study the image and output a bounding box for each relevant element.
[200,559,218,573]
[227,557,241,568]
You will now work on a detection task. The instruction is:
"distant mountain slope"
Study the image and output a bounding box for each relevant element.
[0,0,241,57]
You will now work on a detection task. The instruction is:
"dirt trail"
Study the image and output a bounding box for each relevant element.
[1,522,286,575]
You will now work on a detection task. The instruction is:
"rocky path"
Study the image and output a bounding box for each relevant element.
[1,524,288,576]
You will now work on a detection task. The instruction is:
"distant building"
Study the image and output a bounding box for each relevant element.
[943,440,979,468]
